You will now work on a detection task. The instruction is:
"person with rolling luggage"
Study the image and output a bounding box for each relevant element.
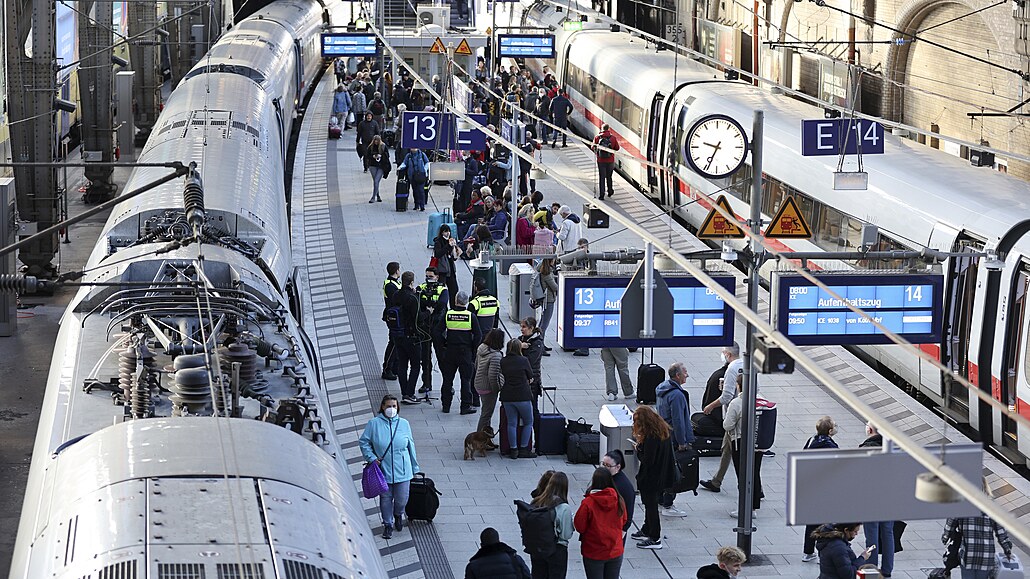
[655,362,695,518]
[398,147,430,211]
[365,134,391,203]
[516,471,573,578]
[359,395,420,540]
[500,338,536,458]
[574,467,629,578]
[332,84,352,129]
[943,504,1016,579]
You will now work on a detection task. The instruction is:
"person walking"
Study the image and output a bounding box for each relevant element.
[574,467,628,579]
[381,262,402,380]
[942,509,1014,579]
[333,84,352,129]
[500,338,537,458]
[697,546,747,579]
[801,416,840,563]
[369,91,387,129]
[351,85,367,122]
[601,450,635,533]
[432,224,461,308]
[555,206,584,255]
[465,527,532,579]
[631,406,678,550]
[548,90,572,148]
[359,395,419,539]
[592,124,620,200]
[812,523,874,578]
[356,112,381,164]
[416,267,448,395]
[600,348,633,401]
[700,343,747,494]
[437,291,482,415]
[531,259,559,349]
[365,134,391,203]
[655,362,694,518]
[525,471,573,578]
[398,148,430,211]
[474,329,505,435]
[723,373,764,516]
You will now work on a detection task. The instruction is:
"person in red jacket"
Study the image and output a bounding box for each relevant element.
[574,467,628,579]
[592,124,620,201]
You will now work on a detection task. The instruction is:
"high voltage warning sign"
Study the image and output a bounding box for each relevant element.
[697,195,745,239]
[764,195,812,239]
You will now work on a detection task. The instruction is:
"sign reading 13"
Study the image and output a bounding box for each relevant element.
[575,288,595,306]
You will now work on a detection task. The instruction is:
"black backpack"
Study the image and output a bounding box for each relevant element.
[597,135,614,160]
[514,500,558,558]
[384,305,406,337]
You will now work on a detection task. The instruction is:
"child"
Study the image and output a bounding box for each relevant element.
[697,546,747,578]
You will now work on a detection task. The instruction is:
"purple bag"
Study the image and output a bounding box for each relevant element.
[362,461,389,498]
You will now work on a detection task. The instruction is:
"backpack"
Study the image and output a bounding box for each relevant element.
[370,99,386,115]
[384,305,406,337]
[513,500,558,558]
[597,135,614,160]
[409,153,428,184]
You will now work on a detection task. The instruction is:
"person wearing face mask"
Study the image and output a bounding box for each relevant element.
[700,343,747,494]
[359,395,420,539]
[432,224,461,309]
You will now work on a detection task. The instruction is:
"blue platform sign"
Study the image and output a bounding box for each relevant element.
[801,119,885,157]
[497,34,557,59]
[321,33,377,57]
[558,275,735,349]
[772,273,943,345]
[400,111,488,150]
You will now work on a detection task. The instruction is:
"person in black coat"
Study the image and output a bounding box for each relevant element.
[432,225,461,309]
[813,523,873,579]
[458,152,483,212]
[363,135,391,203]
[518,316,545,445]
[465,527,531,579]
[355,112,381,163]
[602,449,635,533]
[500,339,536,459]
[632,406,678,550]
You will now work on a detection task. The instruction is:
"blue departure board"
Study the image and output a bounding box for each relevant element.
[773,273,944,346]
[559,275,735,348]
[497,34,557,59]
[321,33,377,57]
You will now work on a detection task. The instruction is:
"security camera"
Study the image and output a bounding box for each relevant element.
[720,241,738,262]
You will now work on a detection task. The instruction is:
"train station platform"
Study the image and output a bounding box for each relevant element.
[293,70,1030,579]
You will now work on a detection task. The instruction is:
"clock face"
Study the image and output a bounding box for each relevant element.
[685,114,749,179]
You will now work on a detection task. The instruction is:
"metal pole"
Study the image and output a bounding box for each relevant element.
[736,110,764,558]
[641,241,655,338]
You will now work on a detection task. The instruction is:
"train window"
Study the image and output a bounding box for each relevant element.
[611,92,624,126]
[1004,267,1029,449]
[817,206,844,250]
[842,216,864,250]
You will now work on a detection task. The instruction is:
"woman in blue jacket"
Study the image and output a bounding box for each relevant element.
[813,523,874,578]
[360,395,420,539]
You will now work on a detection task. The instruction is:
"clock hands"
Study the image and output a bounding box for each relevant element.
[703,140,723,171]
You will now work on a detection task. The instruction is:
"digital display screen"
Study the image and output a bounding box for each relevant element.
[559,275,735,348]
[497,34,557,59]
[321,33,378,57]
[774,274,944,346]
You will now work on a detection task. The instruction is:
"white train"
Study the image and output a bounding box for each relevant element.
[517,1,1030,465]
[9,2,390,578]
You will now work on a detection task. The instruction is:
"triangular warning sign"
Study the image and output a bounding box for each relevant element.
[455,38,473,55]
[429,37,446,54]
[764,195,813,239]
[697,195,745,239]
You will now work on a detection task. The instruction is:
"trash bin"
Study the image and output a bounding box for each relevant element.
[599,404,637,482]
[509,262,536,323]
[471,257,498,298]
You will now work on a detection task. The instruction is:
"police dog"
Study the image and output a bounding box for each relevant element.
[463,428,498,460]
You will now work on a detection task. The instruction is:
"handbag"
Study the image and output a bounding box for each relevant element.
[429,256,439,269]
[361,421,398,499]
[347,111,355,125]
[942,523,963,571]
[566,417,594,435]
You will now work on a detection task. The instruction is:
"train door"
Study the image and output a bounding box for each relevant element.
[999,263,1029,454]
[644,92,665,200]
[940,232,985,421]
[293,38,304,102]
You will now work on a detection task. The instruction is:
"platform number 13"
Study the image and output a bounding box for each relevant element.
[575,288,595,307]
[407,115,437,142]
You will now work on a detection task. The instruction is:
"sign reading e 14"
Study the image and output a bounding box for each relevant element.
[801,119,885,157]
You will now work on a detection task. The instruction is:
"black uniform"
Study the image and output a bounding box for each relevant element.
[392,286,422,397]
[382,277,401,378]
[416,280,449,393]
[436,306,482,412]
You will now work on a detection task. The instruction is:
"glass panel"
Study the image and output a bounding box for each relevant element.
[817,206,844,251]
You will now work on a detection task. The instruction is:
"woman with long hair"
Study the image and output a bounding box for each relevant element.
[358,395,419,539]
[526,471,573,578]
[363,134,391,203]
[574,467,628,579]
[500,338,536,459]
[473,329,505,435]
[631,406,678,550]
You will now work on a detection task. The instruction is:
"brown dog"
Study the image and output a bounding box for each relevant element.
[463,429,498,460]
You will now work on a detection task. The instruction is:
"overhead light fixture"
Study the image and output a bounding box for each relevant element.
[915,472,961,503]
[720,241,737,262]
[983,250,1005,271]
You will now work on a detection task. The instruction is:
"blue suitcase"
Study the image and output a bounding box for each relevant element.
[537,387,566,455]
[426,209,452,247]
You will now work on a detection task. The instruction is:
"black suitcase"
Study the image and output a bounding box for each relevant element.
[637,363,664,405]
[672,449,700,494]
[566,432,600,465]
[405,473,442,521]
[537,387,566,455]
[693,434,723,457]
[395,178,409,212]
[691,411,725,437]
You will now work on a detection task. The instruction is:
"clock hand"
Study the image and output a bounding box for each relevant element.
[704,141,723,170]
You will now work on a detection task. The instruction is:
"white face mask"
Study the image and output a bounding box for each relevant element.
[720,353,728,364]
[384,407,398,418]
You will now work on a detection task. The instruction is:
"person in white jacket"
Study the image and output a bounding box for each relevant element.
[556,205,584,255]
[723,373,763,516]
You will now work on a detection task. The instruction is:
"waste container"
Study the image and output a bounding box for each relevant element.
[599,404,637,482]
[471,256,498,298]
[509,262,536,323]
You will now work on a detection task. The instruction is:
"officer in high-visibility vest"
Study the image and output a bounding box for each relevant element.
[468,277,499,331]
[416,266,449,394]
[436,291,482,414]
[381,261,402,381]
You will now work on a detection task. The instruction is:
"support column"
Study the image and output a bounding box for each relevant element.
[128,0,161,147]
[78,0,117,202]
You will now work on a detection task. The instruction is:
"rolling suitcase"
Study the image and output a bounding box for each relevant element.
[500,406,534,454]
[328,121,342,139]
[755,400,777,451]
[693,434,723,457]
[383,128,397,149]
[691,411,724,437]
[427,209,451,247]
[405,473,442,521]
[672,448,700,494]
[395,178,409,212]
[536,387,566,455]
[636,350,664,405]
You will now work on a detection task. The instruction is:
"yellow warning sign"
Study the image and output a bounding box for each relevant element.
[764,195,813,239]
[697,195,745,239]
[455,38,473,55]
[429,37,447,54]
[485,26,493,36]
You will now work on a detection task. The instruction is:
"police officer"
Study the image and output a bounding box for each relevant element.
[468,277,499,331]
[436,291,482,414]
[416,267,449,395]
[382,262,402,380]
[392,271,423,404]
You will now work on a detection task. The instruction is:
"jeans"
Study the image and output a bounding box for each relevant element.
[639,488,661,540]
[730,439,763,510]
[476,390,499,433]
[597,163,615,199]
[380,481,410,527]
[551,123,568,147]
[538,300,555,341]
[863,521,895,575]
[503,401,534,448]
[412,182,427,210]
[369,166,384,200]
[600,347,633,396]
[960,571,992,579]
[582,556,622,579]
[395,337,421,397]
[530,544,567,579]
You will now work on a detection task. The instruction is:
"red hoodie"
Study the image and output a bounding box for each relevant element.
[593,130,620,164]
[573,488,627,560]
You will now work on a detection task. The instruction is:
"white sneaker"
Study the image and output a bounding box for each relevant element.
[728,509,757,519]
[802,553,818,563]
[661,506,688,517]
[605,392,617,401]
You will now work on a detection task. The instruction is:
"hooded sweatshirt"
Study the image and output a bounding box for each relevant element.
[557,213,584,255]
[695,564,731,579]
[573,487,627,561]
[464,541,531,579]
[474,343,503,395]
[656,379,694,447]
[812,525,867,579]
